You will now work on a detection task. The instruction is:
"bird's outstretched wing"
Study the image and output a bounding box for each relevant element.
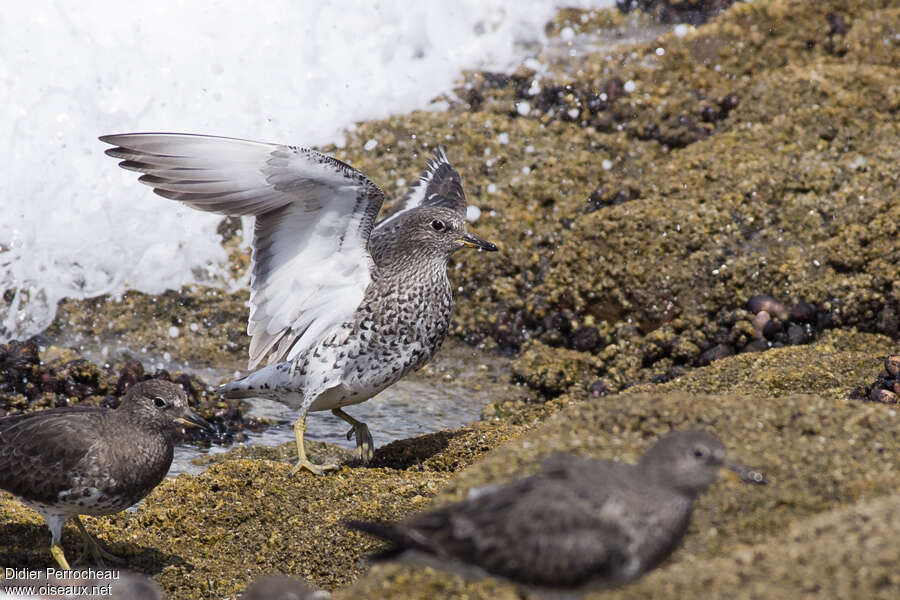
[101,133,385,369]
[350,465,631,587]
[375,145,467,229]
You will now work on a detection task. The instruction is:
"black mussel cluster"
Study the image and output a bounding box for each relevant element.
[0,337,270,446]
[701,294,836,364]
[615,0,739,25]
[520,293,839,395]
[852,355,900,404]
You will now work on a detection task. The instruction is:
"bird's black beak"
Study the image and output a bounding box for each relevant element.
[721,461,767,485]
[176,408,215,432]
[458,232,498,251]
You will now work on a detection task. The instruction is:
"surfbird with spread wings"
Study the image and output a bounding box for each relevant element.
[101,134,497,475]
[0,380,211,569]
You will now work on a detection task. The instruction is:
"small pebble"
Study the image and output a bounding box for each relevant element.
[884,355,900,377]
[743,339,769,353]
[719,92,740,114]
[827,13,849,36]
[588,380,607,397]
[787,323,812,346]
[762,319,784,340]
[698,344,734,366]
[746,295,787,320]
[788,301,817,324]
[572,327,600,352]
[869,388,897,404]
[750,310,770,339]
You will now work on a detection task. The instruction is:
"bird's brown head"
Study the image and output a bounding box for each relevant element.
[639,430,766,496]
[122,380,212,432]
[397,207,497,260]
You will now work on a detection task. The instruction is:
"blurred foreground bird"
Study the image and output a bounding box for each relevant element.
[101,134,497,475]
[240,574,330,600]
[0,570,164,600]
[350,430,765,597]
[0,380,211,569]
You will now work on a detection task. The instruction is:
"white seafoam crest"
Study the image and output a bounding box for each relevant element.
[101,133,384,369]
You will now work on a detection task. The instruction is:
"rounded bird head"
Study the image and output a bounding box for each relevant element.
[399,207,497,258]
[121,380,212,432]
[638,430,757,496]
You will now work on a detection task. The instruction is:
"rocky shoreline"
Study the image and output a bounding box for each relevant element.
[2,1,899,598]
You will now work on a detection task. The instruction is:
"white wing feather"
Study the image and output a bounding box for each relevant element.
[101,133,384,369]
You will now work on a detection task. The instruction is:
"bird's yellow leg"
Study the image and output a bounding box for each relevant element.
[50,543,71,570]
[332,407,375,462]
[290,413,339,476]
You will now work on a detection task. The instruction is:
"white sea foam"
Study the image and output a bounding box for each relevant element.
[1,0,613,341]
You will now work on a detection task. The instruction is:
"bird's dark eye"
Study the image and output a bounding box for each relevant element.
[431,219,445,231]
[692,445,709,459]
[153,397,167,408]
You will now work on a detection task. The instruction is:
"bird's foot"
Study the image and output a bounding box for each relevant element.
[50,543,71,570]
[290,458,339,476]
[73,536,125,567]
[349,422,374,463]
[73,517,125,566]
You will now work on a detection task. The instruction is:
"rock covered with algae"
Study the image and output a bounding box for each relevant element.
[46,0,898,396]
[1,0,898,598]
[341,331,900,599]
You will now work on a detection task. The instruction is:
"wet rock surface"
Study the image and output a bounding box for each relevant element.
[343,332,899,599]
[616,0,742,25]
[1,1,899,598]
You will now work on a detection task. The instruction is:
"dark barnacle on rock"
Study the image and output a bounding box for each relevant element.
[762,318,784,340]
[572,327,600,352]
[588,380,608,397]
[789,301,818,324]
[700,92,740,123]
[885,355,900,378]
[0,338,41,397]
[585,186,640,213]
[615,0,740,25]
[541,310,576,346]
[824,12,850,56]
[743,339,770,353]
[115,359,145,395]
[827,13,849,36]
[698,343,734,366]
[787,323,813,346]
[719,92,740,115]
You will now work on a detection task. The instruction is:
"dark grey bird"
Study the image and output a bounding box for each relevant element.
[0,380,211,570]
[349,430,766,597]
[100,134,497,475]
[240,575,330,600]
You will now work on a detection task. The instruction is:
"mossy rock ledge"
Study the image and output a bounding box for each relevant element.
[2,0,899,598]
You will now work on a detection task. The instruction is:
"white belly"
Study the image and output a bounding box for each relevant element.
[307,379,391,412]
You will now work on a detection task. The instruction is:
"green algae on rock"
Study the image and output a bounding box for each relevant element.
[1,1,898,598]
[342,335,899,599]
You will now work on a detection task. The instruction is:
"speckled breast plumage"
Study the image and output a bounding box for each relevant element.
[302,264,454,412]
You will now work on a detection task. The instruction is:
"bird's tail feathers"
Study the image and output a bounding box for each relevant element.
[346,520,423,561]
[218,380,256,399]
[218,364,289,399]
